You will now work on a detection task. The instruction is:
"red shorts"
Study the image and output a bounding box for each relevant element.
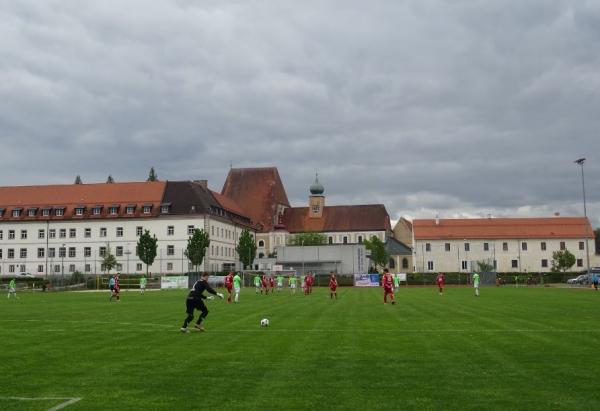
[384,287,393,294]
[330,286,337,291]
[226,285,232,292]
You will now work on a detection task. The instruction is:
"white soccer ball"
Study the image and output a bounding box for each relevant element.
[260,318,269,327]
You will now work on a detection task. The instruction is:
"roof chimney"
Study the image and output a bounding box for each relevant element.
[435,214,440,225]
[487,213,492,219]
[554,212,560,217]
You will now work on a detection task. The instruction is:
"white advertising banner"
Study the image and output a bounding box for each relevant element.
[161,275,189,289]
[354,274,380,287]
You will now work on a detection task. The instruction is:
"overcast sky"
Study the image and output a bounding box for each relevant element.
[1,1,599,226]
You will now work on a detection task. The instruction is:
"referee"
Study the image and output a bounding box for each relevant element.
[180,272,223,332]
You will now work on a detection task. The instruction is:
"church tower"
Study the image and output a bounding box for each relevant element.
[308,173,325,218]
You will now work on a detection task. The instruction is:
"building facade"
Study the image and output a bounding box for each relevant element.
[398,217,598,273]
[0,180,254,277]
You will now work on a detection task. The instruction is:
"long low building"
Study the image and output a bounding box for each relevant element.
[398,217,597,273]
[0,180,255,277]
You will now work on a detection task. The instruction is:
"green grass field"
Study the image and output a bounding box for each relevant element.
[0,285,599,410]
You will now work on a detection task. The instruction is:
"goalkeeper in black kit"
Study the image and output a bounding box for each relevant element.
[180,272,224,333]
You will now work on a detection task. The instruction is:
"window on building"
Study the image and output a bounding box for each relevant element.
[84,228,91,238]
[59,247,66,258]
[28,208,37,217]
[99,247,106,257]
[168,226,174,236]
[521,242,527,251]
[69,264,75,273]
[579,241,585,250]
[49,229,56,238]
[402,258,408,269]
[0,249,2,259]
[9,265,15,273]
[55,208,64,217]
[258,240,265,247]
[19,264,25,273]
[84,247,91,258]
[0,230,3,240]
[136,226,143,236]
[577,259,583,267]
[461,260,468,270]
[38,229,45,239]
[53,265,60,273]
[42,208,50,217]
[343,236,348,244]
[427,261,434,271]
[311,204,320,213]
[541,259,548,268]
[445,243,451,252]
[328,237,333,244]
[503,242,508,251]
[100,228,107,237]
[560,241,566,250]
[116,227,123,237]
[69,247,76,258]
[358,235,363,243]
[161,205,170,214]
[136,263,143,271]
[167,245,175,256]
[38,248,45,258]
[425,243,431,252]
[21,230,27,239]
[38,265,44,273]
[8,249,14,259]
[69,228,76,238]
[464,243,470,252]
[167,262,173,271]
[541,242,546,251]
[126,205,135,215]
[511,259,518,268]
[188,225,195,235]
[75,207,84,216]
[59,229,66,238]
[116,246,123,257]
[483,242,489,251]
[12,209,21,217]
[9,230,15,239]
[48,248,55,258]
[142,205,151,214]
[20,248,27,258]
[85,264,91,273]
[93,206,102,215]
[109,206,119,215]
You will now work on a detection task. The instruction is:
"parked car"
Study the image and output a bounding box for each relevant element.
[16,272,36,279]
[567,274,592,285]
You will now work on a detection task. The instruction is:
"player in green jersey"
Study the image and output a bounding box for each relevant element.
[254,275,261,294]
[233,272,242,303]
[473,272,480,297]
[276,275,284,292]
[393,273,400,296]
[7,278,17,299]
[139,275,147,294]
[288,275,297,295]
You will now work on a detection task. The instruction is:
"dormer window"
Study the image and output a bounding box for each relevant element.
[0,208,4,218]
[12,208,22,218]
[42,208,51,217]
[142,204,152,214]
[92,206,102,215]
[55,208,65,217]
[109,205,119,215]
[27,208,37,217]
[160,204,171,214]
[126,205,136,215]
[75,206,85,216]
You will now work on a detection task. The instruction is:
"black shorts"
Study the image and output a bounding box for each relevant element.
[110,285,114,292]
[186,297,207,315]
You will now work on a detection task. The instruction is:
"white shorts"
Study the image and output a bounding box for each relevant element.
[8,288,16,293]
[290,284,296,289]
[234,287,240,293]
[140,285,146,289]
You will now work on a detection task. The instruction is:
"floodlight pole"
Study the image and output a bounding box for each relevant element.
[574,158,591,273]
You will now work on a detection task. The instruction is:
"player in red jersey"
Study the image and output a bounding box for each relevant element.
[305,273,313,295]
[261,273,268,295]
[436,272,445,296]
[224,272,234,303]
[329,272,338,299]
[110,273,121,302]
[382,268,395,305]
[269,276,275,294]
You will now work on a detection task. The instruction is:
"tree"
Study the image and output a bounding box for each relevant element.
[185,229,210,273]
[74,175,82,184]
[147,167,159,182]
[102,245,117,275]
[476,260,494,273]
[137,230,158,277]
[237,229,257,269]
[364,235,388,272]
[289,232,327,246]
[551,249,576,272]
[106,175,114,184]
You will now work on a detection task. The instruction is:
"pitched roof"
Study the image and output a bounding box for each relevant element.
[413,217,594,240]
[221,167,290,232]
[385,237,412,255]
[282,205,391,233]
[0,181,166,220]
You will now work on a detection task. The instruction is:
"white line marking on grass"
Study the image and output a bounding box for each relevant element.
[0,397,82,410]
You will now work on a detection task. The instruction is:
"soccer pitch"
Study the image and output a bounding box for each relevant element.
[0,286,598,410]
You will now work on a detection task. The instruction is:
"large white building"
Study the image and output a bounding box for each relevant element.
[396,217,598,273]
[0,180,254,277]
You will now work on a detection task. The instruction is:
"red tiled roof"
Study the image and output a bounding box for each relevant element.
[209,190,247,218]
[282,205,391,233]
[0,181,166,220]
[221,167,290,232]
[413,217,594,240]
